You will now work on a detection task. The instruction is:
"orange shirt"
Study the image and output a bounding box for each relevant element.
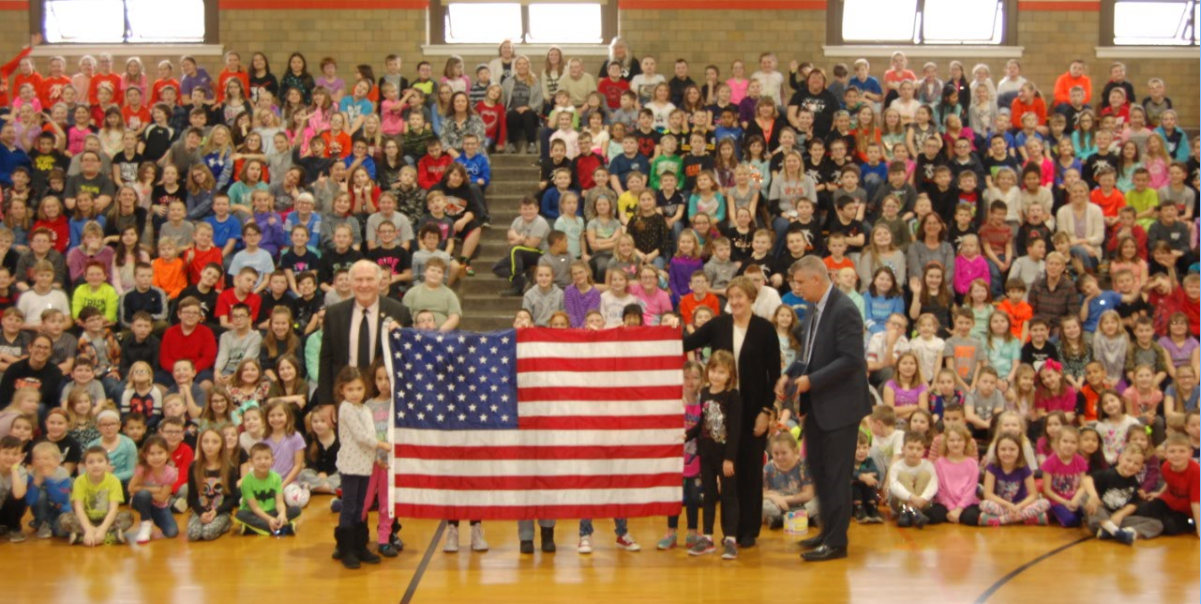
[151,78,181,106]
[1052,73,1092,107]
[996,299,1033,341]
[823,256,855,278]
[39,75,72,108]
[152,257,188,299]
[1090,187,1126,218]
[679,292,720,326]
[216,69,250,103]
[1009,95,1048,126]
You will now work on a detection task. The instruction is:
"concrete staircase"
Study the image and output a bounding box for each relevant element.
[455,151,540,332]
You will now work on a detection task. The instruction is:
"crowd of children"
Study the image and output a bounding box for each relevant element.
[0,36,1198,556]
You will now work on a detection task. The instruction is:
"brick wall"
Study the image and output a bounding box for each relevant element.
[2,1,1196,123]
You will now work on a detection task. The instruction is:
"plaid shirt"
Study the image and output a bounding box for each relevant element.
[1028,275,1081,326]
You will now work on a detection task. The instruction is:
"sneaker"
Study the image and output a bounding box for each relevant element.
[443,525,460,553]
[684,532,701,548]
[464,265,475,277]
[913,510,930,530]
[281,523,296,537]
[896,510,913,529]
[687,536,716,556]
[520,540,535,554]
[68,532,82,545]
[136,521,153,544]
[470,524,489,552]
[391,533,405,552]
[172,498,188,514]
[1114,528,1137,546]
[330,498,342,513]
[480,220,492,229]
[9,530,26,543]
[577,536,593,554]
[378,544,400,558]
[526,143,537,155]
[720,538,738,560]
[656,531,677,550]
[37,524,52,539]
[615,534,641,552]
[865,507,885,524]
[853,505,867,524]
[508,144,520,155]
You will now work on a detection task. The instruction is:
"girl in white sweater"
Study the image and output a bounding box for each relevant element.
[334,367,385,569]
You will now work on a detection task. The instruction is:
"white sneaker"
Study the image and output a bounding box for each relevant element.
[577,536,593,554]
[172,498,188,514]
[443,524,460,553]
[470,524,489,552]
[135,521,153,544]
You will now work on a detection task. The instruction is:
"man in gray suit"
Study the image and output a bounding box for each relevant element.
[317,260,412,405]
[778,256,871,562]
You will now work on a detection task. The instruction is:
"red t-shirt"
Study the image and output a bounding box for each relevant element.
[1010,96,1048,126]
[151,78,181,106]
[1158,459,1199,514]
[186,246,226,291]
[216,69,251,104]
[214,288,262,321]
[89,73,124,105]
[1090,188,1126,218]
[39,75,73,108]
[170,442,193,495]
[122,105,152,131]
[598,77,630,109]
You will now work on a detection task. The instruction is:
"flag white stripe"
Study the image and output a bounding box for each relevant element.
[396,457,682,477]
[517,369,681,388]
[397,486,680,507]
[516,341,683,359]
[518,400,681,417]
[395,428,680,447]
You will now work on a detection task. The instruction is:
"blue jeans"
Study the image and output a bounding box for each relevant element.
[131,490,179,538]
[1069,245,1099,271]
[986,254,1008,299]
[30,489,69,537]
[771,216,793,257]
[666,476,703,531]
[579,518,630,538]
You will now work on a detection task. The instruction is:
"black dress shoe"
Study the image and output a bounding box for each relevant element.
[799,534,824,549]
[738,536,757,548]
[801,545,847,562]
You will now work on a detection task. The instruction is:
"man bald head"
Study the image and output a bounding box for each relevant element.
[351,260,384,307]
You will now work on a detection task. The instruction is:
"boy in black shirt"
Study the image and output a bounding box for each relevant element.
[1084,445,1163,544]
[293,272,325,337]
[1019,319,1060,369]
[947,204,978,250]
[823,195,866,256]
[28,133,70,197]
[174,262,222,328]
[981,134,1019,188]
[785,197,823,257]
[1083,130,1118,189]
[633,110,661,159]
[256,270,297,330]
[928,166,959,224]
[915,137,948,197]
[681,132,714,193]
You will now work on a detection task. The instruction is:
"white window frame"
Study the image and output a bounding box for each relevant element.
[429,0,617,47]
[828,0,1018,47]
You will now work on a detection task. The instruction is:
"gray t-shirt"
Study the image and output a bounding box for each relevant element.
[510,216,551,252]
[944,335,987,385]
[410,249,453,284]
[216,329,263,376]
[538,252,572,289]
[967,388,1006,423]
[158,221,196,248]
[366,212,416,247]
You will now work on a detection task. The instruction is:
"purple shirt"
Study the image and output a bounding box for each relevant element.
[262,432,306,478]
[564,285,601,328]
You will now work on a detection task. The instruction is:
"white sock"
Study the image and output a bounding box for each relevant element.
[1101,520,1119,533]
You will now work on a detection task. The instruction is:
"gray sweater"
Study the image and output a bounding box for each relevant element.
[215,329,263,377]
[523,285,565,327]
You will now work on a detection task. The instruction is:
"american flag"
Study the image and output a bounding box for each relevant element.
[386,327,685,520]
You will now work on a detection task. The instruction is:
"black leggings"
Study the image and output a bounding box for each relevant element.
[0,496,26,531]
[1137,499,1195,536]
[506,109,540,145]
[927,503,981,526]
[699,453,739,539]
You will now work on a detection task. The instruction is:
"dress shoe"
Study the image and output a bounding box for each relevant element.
[738,536,757,548]
[801,545,848,562]
[799,534,824,549]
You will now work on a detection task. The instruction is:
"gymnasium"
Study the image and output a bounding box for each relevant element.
[0,1,1198,603]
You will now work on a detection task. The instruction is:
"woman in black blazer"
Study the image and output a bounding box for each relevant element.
[743,97,790,151]
[682,277,781,548]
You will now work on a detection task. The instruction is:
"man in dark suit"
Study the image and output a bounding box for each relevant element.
[317,260,412,405]
[778,256,871,562]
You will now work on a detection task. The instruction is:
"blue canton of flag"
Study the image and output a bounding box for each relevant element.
[390,329,519,431]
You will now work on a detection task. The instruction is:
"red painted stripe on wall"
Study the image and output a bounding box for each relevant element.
[0,1,30,11]
[618,0,826,9]
[218,0,428,9]
[1017,1,1100,11]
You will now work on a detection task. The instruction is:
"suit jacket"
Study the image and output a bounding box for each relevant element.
[684,314,781,432]
[799,287,871,431]
[317,296,412,405]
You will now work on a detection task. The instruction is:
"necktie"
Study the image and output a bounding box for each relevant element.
[357,306,372,368]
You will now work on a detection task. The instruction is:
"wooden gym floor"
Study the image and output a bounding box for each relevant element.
[4,495,1198,604]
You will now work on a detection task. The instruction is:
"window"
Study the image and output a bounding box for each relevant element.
[830,0,1014,46]
[432,1,616,45]
[1105,0,1199,45]
[33,0,218,45]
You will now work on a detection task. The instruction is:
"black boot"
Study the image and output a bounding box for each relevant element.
[357,524,382,564]
[337,527,361,569]
[332,527,344,560]
[540,526,556,553]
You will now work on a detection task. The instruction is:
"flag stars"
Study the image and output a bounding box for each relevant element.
[417,413,425,421]
[479,414,488,422]
[490,405,498,412]
[436,414,445,422]
[458,414,467,422]
[468,404,477,412]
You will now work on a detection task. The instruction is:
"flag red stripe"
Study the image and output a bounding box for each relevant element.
[516,355,684,373]
[396,444,679,460]
[395,502,684,520]
[395,472,681,491]
[516,326,682,344]
[517,415,681,430]
[518,385,682,402]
